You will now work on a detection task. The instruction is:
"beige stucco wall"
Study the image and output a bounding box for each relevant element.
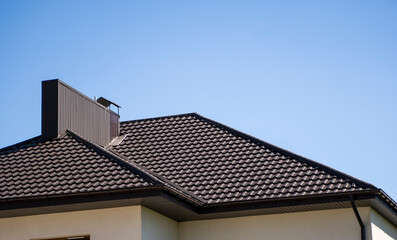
[370,208,397,240]
[2,205,396,240]
[141,207,178,240]
[179,207,372,240]
[0,206,142,240]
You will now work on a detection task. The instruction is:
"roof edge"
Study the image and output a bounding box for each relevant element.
[372,193,397,227]
[1,187,386,221]
[191,113,376,190]
[203,189,380,210]
[120,112,197,124]
[0,135,42,153]
[0,185,164,205]
[378,189,397,213]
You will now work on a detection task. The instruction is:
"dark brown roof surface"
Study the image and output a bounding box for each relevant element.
[0,113,387,209]
[112,113,373,204]
[0,132,154,200]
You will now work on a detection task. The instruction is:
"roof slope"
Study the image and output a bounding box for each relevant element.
[0,132,155,200]
[111,113,374,204]
[1,112,392,213]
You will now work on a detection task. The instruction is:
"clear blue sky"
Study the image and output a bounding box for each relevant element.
[1,1,396,201]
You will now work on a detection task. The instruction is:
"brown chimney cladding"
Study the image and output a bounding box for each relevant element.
[42,79,119,146]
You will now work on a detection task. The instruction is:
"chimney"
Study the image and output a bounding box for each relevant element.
[42,79,120,146]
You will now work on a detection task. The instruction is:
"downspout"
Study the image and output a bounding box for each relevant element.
[350,195,366,240]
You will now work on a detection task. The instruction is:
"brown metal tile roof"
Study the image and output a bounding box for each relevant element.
[111,113,374,204]
[1,112,391,211]
[0,132,155,200]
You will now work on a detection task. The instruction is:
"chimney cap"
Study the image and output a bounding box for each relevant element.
[97,97,121,108]
[97,97,121,115]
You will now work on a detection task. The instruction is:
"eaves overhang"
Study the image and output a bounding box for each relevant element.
[1,185,396,226]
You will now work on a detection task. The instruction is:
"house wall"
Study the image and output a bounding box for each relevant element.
[179,207,372,240]
[0,206,142,240]
[141,207,178,240]
[2,205,396,240]
[370,208,397,240]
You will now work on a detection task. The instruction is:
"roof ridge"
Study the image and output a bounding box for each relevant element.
[65,130,162,186]
[66,129,205,206]
[106,147,207,204]
[120,112,197,124]
[191,113,376,190]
